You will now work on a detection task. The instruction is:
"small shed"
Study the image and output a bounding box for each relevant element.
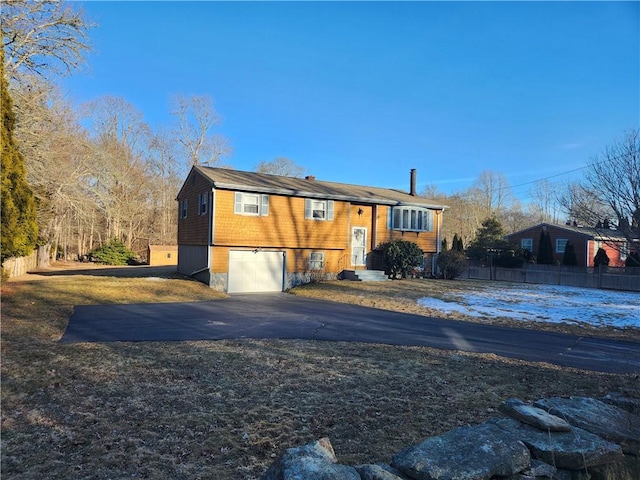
[148,245,178,266]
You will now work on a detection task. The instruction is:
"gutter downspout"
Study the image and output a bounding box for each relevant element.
[433,209,443,274]
[207,188,214,286]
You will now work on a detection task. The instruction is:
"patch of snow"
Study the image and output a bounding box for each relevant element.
[418,284,640,328]
[146,277,166,281]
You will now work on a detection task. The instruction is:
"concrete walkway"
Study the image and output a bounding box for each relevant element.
[61,293,640,374]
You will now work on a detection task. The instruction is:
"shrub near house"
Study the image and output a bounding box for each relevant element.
[377,240,424,279]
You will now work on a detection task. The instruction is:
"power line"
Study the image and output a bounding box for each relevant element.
[503,154,623,193]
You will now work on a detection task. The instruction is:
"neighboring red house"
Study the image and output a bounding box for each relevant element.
[505,223,633,267]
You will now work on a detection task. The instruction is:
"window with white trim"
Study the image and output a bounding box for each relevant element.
[521,238,533,252]
[620,242,629,261]
[179,199,188,219]
[198,193,208,215]
[234,192,269,216]
[309,252,325,270]
[305,199,334,220]
[556,239,568,254]
[389,207,433,232]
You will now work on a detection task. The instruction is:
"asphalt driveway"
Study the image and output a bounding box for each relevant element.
[61,293,640,374]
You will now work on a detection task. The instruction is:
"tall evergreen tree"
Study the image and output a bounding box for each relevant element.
[537,230,554,264]
[562,241,578,266]
[466,217,509,261]
[452,233,464,252]
[593,248,610,268]
[1,46,39,261]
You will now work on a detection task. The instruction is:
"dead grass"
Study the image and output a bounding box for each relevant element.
[2,264,639,479]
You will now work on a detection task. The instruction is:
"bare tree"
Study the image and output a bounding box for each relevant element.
[255,157,306,177]
[147,130,181,245]
[1,0,94,82]
[561,130,640,245]
[470,170,516,216]
[528,179,562,224]
[420,190,478,248]
[83,96,152,249]
[10,77,96,258]
[171,94,232,170]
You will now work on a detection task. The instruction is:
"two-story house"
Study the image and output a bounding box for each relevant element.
[176,166,447,293]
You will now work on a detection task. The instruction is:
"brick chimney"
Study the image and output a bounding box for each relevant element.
[410,169,417,196]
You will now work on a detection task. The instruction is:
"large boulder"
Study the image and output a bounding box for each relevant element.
[260,437,360,480]
[499,398,572,432]
[491,417,624,470]
[391,421,530,480]
[534,397,640,455]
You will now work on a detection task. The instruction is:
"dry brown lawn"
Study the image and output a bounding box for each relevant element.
[2,263,638,479]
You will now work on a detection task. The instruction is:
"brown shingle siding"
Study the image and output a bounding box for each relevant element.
[177,166,447,289]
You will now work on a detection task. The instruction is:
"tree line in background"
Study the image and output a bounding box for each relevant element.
[1,1,638,269]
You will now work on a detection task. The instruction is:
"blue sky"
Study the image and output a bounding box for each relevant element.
[63,1,639,201]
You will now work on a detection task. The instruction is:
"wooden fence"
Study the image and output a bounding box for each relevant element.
[2,245,51,279]
[466,263,640,292]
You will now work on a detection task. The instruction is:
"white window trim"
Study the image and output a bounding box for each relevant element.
[234,192,269,216]
[305,199,334,221]
[308,251,325,270]
[556,239,568,254]
[521,238,533,252]
[389,206,434,232]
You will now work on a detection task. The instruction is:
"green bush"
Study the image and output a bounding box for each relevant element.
[494,249,529,268]
[562,241,578,266]
[537,230,554,265]
[626,251,640,268]
[437,250,467,280]
[377,240,424,279]
[89,239,137,266]
[593,248,610,268]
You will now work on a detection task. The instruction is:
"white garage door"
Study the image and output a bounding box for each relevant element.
[227,250,284,293]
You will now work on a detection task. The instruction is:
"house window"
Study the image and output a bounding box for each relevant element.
[556,239,568,254]
[521,238,533,252]
[179,199,188,219]
[234,192,269,216]
[167,253,172,259]
[198,193,208,215]
[305,199,334,220]
[620,242,628,261]
[390,207,433,232]
[309,252,325,270]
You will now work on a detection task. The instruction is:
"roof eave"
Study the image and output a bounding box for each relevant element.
[213,181,447,209]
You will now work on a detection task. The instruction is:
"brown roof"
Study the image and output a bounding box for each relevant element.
[190,166,447,209]
[506,223,630,242]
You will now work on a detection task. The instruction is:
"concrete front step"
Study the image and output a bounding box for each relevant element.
[342,269,389,282]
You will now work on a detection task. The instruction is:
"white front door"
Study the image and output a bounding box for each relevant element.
[351,227,367,266]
